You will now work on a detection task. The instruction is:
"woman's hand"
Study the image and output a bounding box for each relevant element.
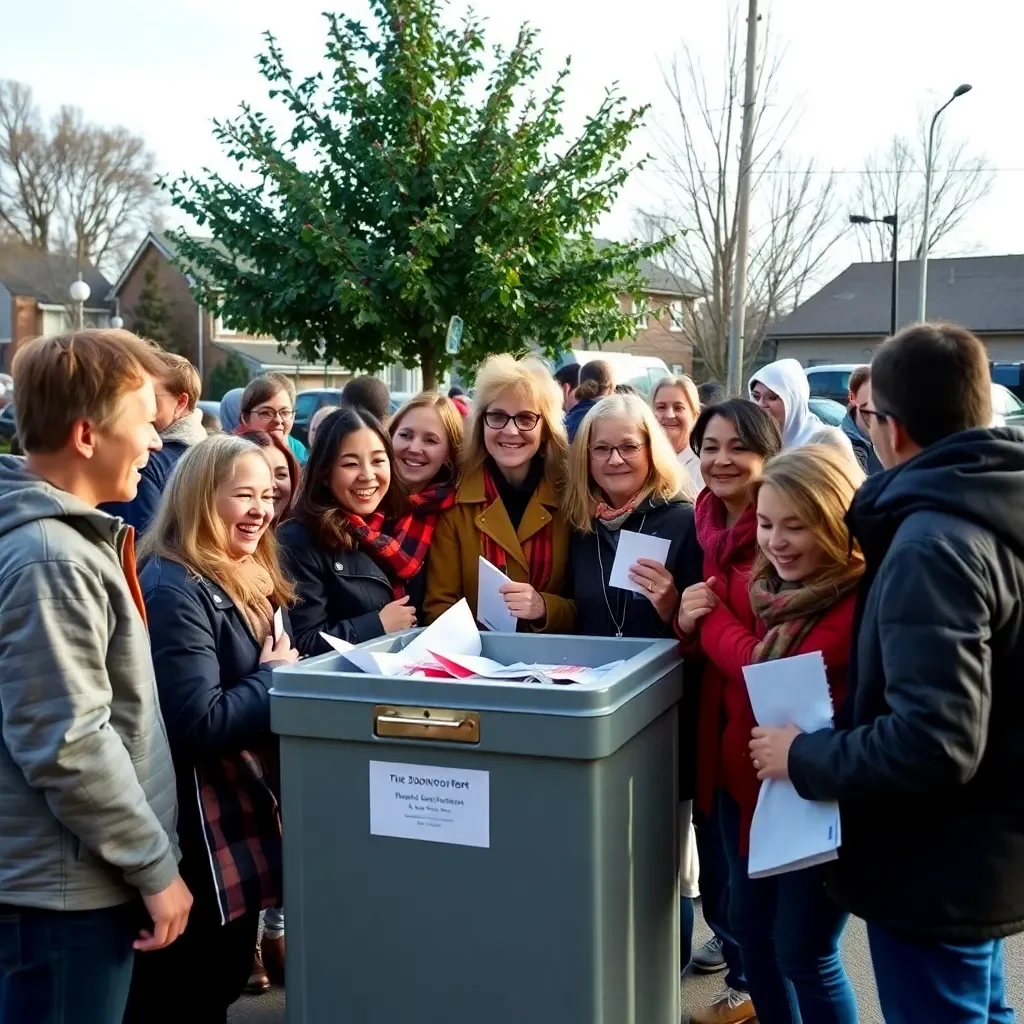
[677,578,719,635]
[749,725,802,781]
[629,559,680,623]
[499,582,546,622]
[379,596,418,634]
[260,631,299,666]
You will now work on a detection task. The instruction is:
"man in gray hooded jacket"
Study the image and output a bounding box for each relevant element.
[0,329,192,1024]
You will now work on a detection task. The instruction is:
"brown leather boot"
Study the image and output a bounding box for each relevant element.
[261,934,286,987]
[245,948,270,995]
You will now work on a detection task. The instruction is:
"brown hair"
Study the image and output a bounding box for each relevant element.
[389,391,465,484]
[871,322,991,447]
[12,328,167,453]
[158,352,202,412]
[575,359,615,403]
[237,428,301,523]
[240,375,292,420]
[848,365,871,397]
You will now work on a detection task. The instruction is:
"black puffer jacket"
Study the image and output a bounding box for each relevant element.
[277,519,390,658]
[789,428,1024,941]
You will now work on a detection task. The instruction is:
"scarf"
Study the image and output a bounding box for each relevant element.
[748,575,860,663]
[344,481,457,596]
[482,465,554,592]
[694,489,759,572]
[592,495,638,533]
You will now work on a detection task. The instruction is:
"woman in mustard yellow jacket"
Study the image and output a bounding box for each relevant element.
[424,355,575,633]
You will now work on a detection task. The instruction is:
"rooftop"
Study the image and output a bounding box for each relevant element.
[0,246,112,308]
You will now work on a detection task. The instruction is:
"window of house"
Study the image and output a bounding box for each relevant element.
[669,300,685,332]
[42,309,70,337]
[215,316,237,337]
[632,298,648,331]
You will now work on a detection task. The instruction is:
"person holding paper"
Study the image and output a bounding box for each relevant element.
[425,355,574,632]
[682,445,864,1024]
[128,435,299,1022]
[675,398,782,1024]
[752,324,1024,1024]
[278,407,419,656]
[651,375,705,496]
[387,392,464,621]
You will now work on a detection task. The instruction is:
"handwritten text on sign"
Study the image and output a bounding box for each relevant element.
[369,760,490,848]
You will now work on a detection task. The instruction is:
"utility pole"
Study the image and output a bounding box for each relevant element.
[726,0,759,396]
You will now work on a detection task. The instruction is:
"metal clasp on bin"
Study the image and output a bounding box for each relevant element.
[373,705,480,744]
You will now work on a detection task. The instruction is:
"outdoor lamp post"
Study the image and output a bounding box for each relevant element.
[110,315,124,330]
[918,83,973,321]
[69,274,91,330]
[850,213,899,336]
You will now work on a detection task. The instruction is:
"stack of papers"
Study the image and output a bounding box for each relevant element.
[742,651,842,879]
[318,598,621,686]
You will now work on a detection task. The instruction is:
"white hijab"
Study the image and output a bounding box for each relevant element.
[749,359,823,449]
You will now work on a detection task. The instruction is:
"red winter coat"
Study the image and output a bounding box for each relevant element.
[698,588,857,855]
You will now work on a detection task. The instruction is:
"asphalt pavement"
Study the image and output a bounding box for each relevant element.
[228,904,1024,1023]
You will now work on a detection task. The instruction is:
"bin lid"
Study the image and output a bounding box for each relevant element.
[271,629,682,718]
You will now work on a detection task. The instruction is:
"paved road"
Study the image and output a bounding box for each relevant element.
[229,905,1024,1022]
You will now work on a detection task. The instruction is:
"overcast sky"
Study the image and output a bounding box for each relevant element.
[6,0,1023,286]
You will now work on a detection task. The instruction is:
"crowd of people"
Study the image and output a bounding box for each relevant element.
[0,323,1020,1024]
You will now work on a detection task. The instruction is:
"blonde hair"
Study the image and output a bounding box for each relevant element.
[564,394,691,532]
[389,391,465,484]
[157,351,201,412]
[651,375,701,420]
[139,435,295,616]
[463,354,568,480]
[751,444,866,597]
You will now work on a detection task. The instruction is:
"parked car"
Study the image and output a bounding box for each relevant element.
[292,388,344,446]
[0,404,16,444]
[805,364,861,405]
[555,351,671,399]
[389,391,413,415]
[808,397,847,427]
[991,383,1024,427]
[197,400,221,420]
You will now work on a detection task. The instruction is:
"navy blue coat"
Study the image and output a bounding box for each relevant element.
[277,518,390,658]
[564,399,597,443]
[101,440,190,534]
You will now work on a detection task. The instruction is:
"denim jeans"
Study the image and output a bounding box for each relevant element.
[868,924,1015,1024]
[695,791,747,990]
[719,793,857,1024]
[0,902,137,1024]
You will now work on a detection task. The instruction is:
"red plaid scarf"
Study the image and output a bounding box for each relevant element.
[344,482,457,596]
[482,466,554,592]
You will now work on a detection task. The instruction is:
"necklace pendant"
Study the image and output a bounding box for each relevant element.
[616,629,623,638]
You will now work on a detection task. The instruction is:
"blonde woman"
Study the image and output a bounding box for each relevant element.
[125,436,298,1022]
[682,445,864,1024]
[424,354,573,631]
[651,375,704,495]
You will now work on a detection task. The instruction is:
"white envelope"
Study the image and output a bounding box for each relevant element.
[476,557,518,633]
[608,529,672,594]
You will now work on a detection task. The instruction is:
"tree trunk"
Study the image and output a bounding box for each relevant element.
[420,342,438,392]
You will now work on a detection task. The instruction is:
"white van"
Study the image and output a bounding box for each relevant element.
[558,351,670,398]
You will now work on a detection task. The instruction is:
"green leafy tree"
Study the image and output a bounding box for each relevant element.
[207,352,250,400]
[161,0,666,390]
[131,264,175,349]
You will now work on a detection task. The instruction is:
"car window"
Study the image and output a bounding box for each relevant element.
[806,370,852,399]
[992,384,1024,416]
[1,405,14,421]
[295,392,321,419]
[808,398,846,426]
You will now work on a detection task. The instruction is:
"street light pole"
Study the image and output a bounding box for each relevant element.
[726,0,759,396]
[918,83,972,321]
[850,213,899,336]
[69,273,91,331]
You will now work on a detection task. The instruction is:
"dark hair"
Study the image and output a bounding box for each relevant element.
[614,383,640,396]
[575,359,615,402]
[292,406,405,551]
[871,322,991,448]
[240,375,292,420]
[697,381,728,408]
[236,427,301,523]
[447,385,465,398]
[341,375,391,423]
[554,363,581,390]
[690,398,783,459]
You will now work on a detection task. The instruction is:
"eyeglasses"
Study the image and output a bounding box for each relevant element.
[589,442,645,462]
[484,409,541,431]
[252,406,294,423]
[858,406,889,425]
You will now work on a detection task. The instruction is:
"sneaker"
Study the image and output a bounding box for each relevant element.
[690,987,755,1024]
[245,949,270,995]
[690,935,727,974]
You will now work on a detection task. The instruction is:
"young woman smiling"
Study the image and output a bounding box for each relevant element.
[652,375,704,496]
[676,399,783,1024]
[424,355,574,631]
[684,445,865,1024]
[239,374,309,465]
[386,393,464,621]
[277,407,417,657]
[126,436,298,1022]
[237,429,300,526]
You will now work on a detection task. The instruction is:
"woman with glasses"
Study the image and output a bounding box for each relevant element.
[239,374,309,465]
[424,355,574,632]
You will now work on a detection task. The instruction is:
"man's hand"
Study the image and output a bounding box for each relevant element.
[136,875,193,951]
[749,725,802,781]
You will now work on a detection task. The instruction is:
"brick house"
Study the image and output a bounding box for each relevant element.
[0,247,113,371]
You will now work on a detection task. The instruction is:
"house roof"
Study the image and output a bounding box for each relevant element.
[215,339,346,374]
[769,255,1024,339]
[594,238,701,298]
[0,247,113,308]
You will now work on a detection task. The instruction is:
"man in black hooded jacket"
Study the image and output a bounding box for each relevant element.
[749,322,1022,1023]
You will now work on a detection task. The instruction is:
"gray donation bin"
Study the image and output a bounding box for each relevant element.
[271,631,685,1024]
